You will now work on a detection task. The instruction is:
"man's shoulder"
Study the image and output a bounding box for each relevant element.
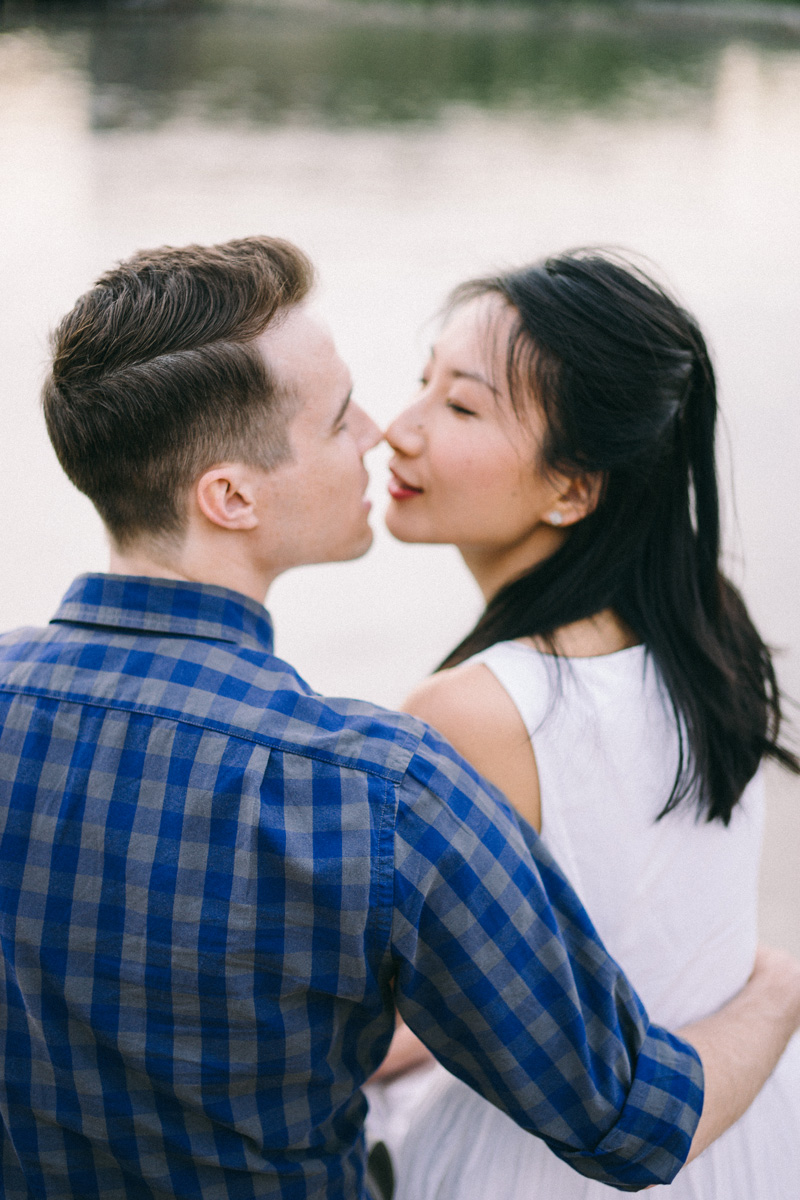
[220,641,429,782]
[0,619,429,783]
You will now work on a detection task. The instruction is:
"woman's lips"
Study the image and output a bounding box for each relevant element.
[388,469,423,501]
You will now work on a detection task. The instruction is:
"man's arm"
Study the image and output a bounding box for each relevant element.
[374,947,800,1149]
[389,727,800,1192]
[681,945,800,1163]
[391,734,702,1191]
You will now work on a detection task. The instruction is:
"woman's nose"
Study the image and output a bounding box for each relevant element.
[384,405,425,456]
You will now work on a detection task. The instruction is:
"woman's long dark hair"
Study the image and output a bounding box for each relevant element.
[439,250,798,824]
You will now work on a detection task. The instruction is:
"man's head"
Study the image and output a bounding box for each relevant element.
[43,236,380,594]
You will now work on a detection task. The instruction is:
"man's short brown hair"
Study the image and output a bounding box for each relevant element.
[43,236,314,546]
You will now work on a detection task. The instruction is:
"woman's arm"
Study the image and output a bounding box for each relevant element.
[681,945,800,1163]
[369,1016,434,1083]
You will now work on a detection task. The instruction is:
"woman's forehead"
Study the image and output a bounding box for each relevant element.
[437,294,517,377]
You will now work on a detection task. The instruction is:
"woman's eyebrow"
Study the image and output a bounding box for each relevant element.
[429,346,500,395]
[452,369,500,395]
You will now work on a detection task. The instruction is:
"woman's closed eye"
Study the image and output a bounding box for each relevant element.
[446,400,478,417]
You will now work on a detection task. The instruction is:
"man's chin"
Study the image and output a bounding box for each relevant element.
[319,525,375,565]
[345,526,375,561]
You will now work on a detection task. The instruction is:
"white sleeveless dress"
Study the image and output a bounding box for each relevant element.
[388,641,800,1199]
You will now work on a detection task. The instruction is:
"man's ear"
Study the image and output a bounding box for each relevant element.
[194,465,260,531]
[547,471,604,529]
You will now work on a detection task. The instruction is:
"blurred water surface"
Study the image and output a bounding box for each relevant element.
[1,0,798,943]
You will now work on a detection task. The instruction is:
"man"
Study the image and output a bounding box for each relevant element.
[0,236,797,1200]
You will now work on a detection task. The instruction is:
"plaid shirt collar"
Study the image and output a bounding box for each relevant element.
[50,573,275,653]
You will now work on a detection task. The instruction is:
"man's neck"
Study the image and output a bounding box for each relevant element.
[107,542,274,606]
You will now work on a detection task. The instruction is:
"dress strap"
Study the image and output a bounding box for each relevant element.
[470,641,557,736]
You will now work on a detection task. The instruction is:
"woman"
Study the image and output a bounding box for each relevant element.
[377,251,800,1197]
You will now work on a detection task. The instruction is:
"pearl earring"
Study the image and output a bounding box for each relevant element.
[548,511,564,526]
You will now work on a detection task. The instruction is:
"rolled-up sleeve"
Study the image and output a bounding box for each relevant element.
[390,728,703,1192]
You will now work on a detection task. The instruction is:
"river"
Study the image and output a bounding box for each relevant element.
[1,0,798,949]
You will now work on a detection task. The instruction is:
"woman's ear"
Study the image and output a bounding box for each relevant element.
[194,465,260,531]
[547,471,604,528]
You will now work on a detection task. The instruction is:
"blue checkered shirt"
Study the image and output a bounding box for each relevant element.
[0,575,703,1198]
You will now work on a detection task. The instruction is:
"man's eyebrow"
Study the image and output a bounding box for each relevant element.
[332,389,352,428]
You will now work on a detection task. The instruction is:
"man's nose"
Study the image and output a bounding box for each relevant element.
[356,405,383,454]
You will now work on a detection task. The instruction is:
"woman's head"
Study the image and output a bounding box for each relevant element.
[387,251,717,611]
[385,292,601,586]
[387,249,797,822]
[463,253,722,607]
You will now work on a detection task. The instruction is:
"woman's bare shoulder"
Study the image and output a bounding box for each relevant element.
[403,660,516,739]
[403,660,541,829]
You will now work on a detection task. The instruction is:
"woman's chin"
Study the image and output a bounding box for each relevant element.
[384,523,422,544]
[384,506,431,544]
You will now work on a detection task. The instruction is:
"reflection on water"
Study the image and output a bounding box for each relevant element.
[2,2,799,690]
[1,2,799,950]
[2,2,800,690]
[2,0,799,129]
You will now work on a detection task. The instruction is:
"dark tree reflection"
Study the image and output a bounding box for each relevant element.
[1,0,797,129]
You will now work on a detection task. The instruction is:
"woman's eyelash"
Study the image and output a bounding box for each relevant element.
[447,401,476,416]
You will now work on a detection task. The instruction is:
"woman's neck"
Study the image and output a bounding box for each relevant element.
[459,538,640,658]
[460,525,567,606]
[522,610,641,658]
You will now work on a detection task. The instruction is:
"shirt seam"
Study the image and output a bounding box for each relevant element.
[49,618,245,646]
[366,775,398,965]
[0,683,417,783]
